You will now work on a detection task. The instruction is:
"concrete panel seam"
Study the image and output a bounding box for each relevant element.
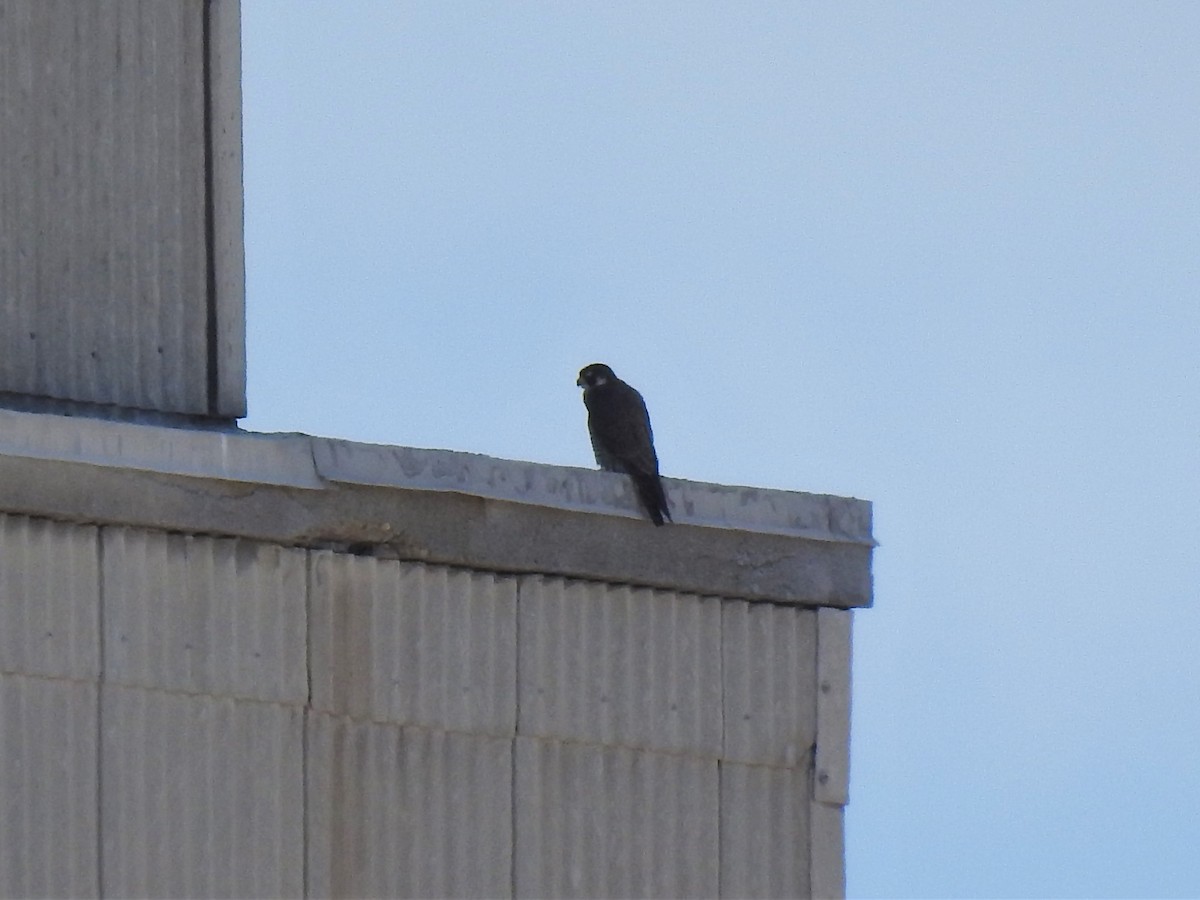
[95,526,106,900]
[0,668,101,689]
[510,578,522,900]
[510,730,768,768]
[716,758,725,896]
[0,683,828,764]
[305,709,523,747]
[89,679,305,713]
[717,593,726,893]
[97,676,308,709]
[302,544,313,899]
[304,715,769,769]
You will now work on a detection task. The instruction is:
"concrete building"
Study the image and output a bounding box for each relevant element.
[0,3,873,897]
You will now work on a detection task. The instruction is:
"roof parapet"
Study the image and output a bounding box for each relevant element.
[0,408,873,607]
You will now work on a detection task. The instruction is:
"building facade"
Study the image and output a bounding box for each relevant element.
[0,2,873,897]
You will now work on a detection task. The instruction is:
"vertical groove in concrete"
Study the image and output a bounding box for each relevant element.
[95,527,106,900]
[309,553,518,733]
[0,513,100,679]
[517,575,723,755]
[99,686,303,898]
[306,714,513,898]
[514,737,719,898]
[511,578,523,900]
[722,600,819,767]
[102,528,307,704]
[302,548,313,900]
[0,674,99,899]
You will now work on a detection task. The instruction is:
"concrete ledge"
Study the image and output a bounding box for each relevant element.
[313,437,873,544]
[0,408,319,488]
[0,409,873,607]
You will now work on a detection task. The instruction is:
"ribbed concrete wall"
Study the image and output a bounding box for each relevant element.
[102,528,307,703]
[100,687,304,898]
[306,716,513,898]
[0,515,99,680]
[0,0,245,417]
[0,509,856,898]
[518,576,723,755]
[0,674,98,899]
[309,553,517,732]
[515,737,719,897]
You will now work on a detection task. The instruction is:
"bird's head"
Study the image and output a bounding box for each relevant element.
[577,363,616,389]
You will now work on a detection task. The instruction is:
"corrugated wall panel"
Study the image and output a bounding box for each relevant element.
[103,528,307,704]
[309,553,517,733]
[722,600,818,766]
[0,0,243,416]
[0,514,99,679]
[100,685,303,899]
[515,736,719,898]
[719,762,811,899]
[518,576,722,755]
[306,712,513,898]
[0,673,98,899]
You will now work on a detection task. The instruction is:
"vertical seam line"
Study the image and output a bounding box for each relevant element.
[302,550,313,898]
[510,578,521,899]
[716,601,725,898]
[201,0,220,416]
[95,526,106,898]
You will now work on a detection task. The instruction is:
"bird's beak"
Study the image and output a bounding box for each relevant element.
[576,377,584,387]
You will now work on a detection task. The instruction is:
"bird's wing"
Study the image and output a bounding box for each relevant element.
[588,382,660,477]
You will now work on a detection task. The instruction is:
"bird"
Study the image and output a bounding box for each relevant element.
[576,363,672,525]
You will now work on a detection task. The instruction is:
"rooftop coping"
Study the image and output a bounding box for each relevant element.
[0,408,873,607]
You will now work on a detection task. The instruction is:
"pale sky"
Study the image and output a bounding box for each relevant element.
[240,3,1200,896]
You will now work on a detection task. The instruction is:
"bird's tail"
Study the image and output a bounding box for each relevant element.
[634,473,672,526]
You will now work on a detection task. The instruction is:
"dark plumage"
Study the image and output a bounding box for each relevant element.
[576,363,671,525]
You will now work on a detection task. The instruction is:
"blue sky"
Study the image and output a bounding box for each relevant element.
[240,3,1200,896]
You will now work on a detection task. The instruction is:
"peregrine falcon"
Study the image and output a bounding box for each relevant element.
[576,363,672,526]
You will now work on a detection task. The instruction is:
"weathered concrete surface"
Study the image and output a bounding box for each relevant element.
[0,674,99,899]
[517,576,724,755]
[0,408,873,608]
[103,528,308,704]
[306,715,513,898]
[308,553,518,733]
[100,685,304,898]
[0,507,860,899]
[0,514,99,680]
[514,736,720,898]
[0,0,245,417]
[722,601,819,767]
